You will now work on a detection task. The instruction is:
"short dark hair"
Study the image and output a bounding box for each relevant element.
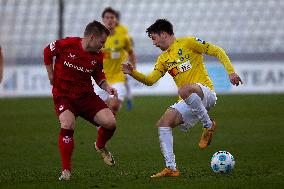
[146,19,174,37]
[101,7,119,18]
[84,20,110,37]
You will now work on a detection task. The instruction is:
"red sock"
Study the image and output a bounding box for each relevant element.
[58,128,74,171]
[96,127,115,149]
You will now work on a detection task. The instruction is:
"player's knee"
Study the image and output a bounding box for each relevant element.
[101,117,116,130]
[178,86,191,99]
[178,85,197,100]
[60,119,74,129]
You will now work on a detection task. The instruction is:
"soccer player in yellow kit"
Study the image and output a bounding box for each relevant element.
[96,7,136,113]
[115,11,135,111]
[122,19,243,177]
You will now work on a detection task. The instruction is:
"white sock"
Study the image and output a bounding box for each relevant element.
[184,93,212,128]
[159,127,176,171]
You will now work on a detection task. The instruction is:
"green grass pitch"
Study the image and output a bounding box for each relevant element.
[0,95,284,189]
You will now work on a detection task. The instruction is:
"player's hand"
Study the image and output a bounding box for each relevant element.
[106,86,118,98]
[229,73,243,86]
[122,63,134,74]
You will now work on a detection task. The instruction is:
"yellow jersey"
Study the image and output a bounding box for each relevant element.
[102,31,133,84]
[115,24,134,52]
[115,24,128,35]
[131,37,235,95]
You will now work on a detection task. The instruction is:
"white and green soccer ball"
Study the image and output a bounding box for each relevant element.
[210,151,235,173]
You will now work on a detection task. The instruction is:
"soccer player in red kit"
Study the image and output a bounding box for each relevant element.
[44,20,117,181]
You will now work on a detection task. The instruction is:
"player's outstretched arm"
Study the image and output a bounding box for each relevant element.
[205,44,243,86]
[201,41,243,86]
[187,37,236,76]
[122,63,163,86]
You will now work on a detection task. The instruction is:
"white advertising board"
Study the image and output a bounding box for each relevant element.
[1,62,284,97]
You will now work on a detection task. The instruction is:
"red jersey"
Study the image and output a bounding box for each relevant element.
[43,37,106,98]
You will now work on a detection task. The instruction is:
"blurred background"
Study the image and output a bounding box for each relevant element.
[1,1,284,188]
[0,0,284,96]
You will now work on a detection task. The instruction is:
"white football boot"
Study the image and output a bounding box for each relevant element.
[94,142,115,166]
[58,169,71,181]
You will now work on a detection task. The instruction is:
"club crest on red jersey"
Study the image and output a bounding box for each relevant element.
[68,53,76,59]
[59,105,64,111]
[91,60,97,65]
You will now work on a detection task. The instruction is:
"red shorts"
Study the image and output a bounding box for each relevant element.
[53,92,109,125]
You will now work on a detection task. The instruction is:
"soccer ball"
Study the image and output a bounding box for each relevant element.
[210,151,235,173]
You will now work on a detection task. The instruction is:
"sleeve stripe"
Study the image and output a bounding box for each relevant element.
[205,44,210,53]
[154,68,164,74]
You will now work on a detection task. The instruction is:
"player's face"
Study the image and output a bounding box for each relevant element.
[102,12,118,30]
[87,33,108,52]
[150,33,167,51]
